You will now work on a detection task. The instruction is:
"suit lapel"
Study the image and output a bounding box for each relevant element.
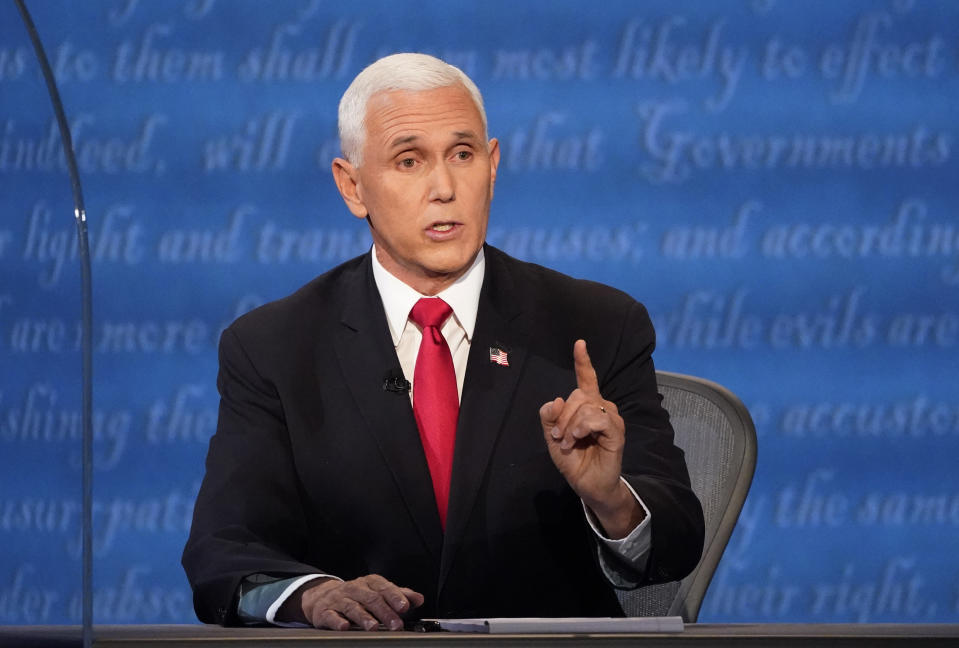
[439,249,530,589]
[328,255,444,561]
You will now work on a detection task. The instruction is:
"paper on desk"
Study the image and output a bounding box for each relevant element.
[424,616,684,634]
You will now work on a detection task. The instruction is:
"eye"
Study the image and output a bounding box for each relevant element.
[455,150,473,161]
[398,157,417,169]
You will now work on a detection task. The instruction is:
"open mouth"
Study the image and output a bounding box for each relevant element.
[430,222,457,232]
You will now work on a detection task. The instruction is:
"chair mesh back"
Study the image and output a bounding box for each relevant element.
[669,390,736,542]
[618,573,683,618]
[616,374,753,621]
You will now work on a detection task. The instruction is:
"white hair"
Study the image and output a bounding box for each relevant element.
[338,53,488,166]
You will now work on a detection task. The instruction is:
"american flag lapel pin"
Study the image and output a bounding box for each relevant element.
[489,346,509,366]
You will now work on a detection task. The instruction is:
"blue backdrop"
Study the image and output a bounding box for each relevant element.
[1,0,957,625]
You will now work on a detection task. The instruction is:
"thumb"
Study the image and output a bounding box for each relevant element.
[539,397,564,430]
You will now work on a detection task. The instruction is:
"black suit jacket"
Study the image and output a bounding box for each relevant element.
[182,245,704,624]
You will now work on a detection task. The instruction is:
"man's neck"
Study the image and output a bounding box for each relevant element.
[373,247,480,296]
[370,245,486,346]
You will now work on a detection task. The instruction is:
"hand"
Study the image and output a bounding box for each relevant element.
[278,574,424,631]
[540,339,644,539]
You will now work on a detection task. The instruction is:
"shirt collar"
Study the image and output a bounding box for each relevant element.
[370,245,485,346]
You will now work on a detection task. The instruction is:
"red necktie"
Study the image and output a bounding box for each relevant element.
[409,298,458,529]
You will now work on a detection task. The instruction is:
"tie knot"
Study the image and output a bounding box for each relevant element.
[410,297,452,329]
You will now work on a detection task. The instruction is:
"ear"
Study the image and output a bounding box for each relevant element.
[487,138,500,199]
[331,157,368,219]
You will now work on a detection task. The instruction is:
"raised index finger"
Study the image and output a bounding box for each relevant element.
[573,339,600,396]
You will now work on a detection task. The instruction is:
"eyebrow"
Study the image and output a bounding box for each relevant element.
[452,130,480,141]
[388,130,480,150]
[389,135,419,149]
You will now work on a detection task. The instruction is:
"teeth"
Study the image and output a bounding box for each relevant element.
[432,224,453,231]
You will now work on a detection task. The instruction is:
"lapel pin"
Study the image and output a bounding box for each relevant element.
[489,346,509,366]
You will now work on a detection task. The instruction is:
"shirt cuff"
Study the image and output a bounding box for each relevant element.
[238,573,340,627]
[582,477,652,587]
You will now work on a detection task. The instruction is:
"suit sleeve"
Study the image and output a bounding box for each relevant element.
[181,326,328,625]
[600,300,705,585]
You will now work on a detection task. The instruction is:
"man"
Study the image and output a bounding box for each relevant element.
[183,53,704,631]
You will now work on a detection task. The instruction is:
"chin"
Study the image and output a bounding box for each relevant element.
[426,264,467,278]
[446,255,479,273]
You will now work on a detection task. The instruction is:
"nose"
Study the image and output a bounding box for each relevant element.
[428,161,455,203]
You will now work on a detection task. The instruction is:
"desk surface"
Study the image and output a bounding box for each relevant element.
[1,624,958,648]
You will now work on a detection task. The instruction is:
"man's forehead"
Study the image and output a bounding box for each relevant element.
[366,85,482,121]
[364,85,483,147]
[387,129,481,149]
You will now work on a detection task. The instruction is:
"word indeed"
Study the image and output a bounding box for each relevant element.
[0,114,166,175]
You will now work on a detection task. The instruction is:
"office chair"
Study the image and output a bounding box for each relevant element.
[617,371,757,622]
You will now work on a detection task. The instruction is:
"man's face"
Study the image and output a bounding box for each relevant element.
[333,85,500,295]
